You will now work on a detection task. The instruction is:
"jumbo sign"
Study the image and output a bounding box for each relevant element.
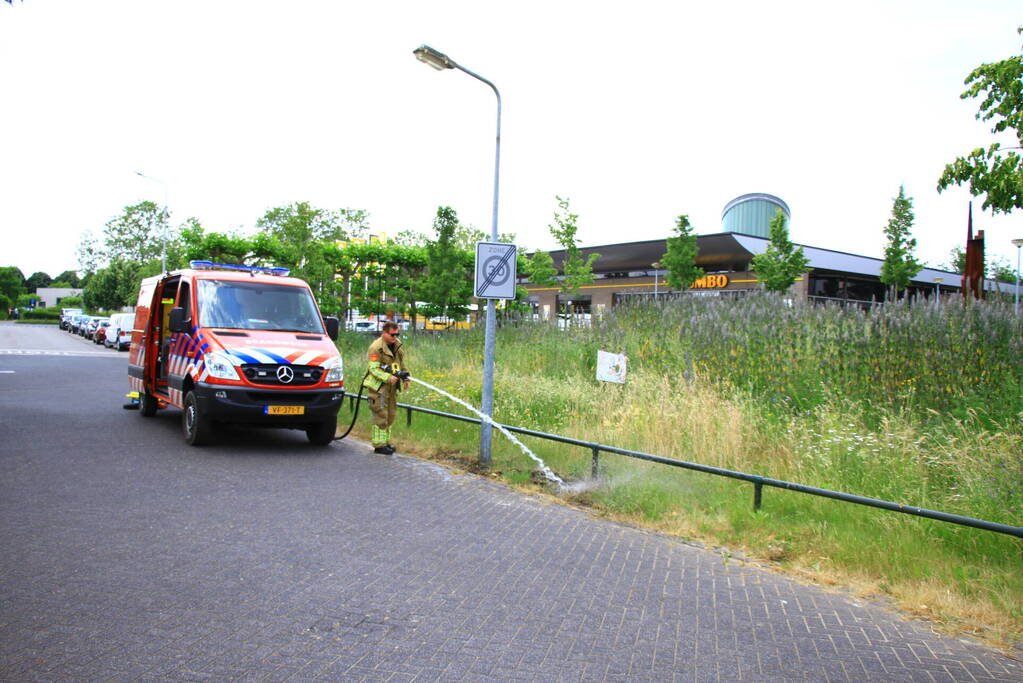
[691,274,730,289]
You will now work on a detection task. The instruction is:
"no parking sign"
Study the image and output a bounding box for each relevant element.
[474,242,517,300]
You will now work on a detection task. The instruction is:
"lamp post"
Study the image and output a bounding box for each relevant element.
[414,44,502,468]
[1013,238,1023,315]
[933,278,942,307]
[134,171,169,272]
[652,261,661,297]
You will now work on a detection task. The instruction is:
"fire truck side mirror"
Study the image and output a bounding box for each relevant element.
[324,316,340,341]
[168,307,189,333]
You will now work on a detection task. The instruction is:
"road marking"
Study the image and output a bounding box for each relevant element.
[0,370,14,373]
[0,349,125,358]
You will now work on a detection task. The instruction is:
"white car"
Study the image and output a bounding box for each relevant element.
[104,312,134,351]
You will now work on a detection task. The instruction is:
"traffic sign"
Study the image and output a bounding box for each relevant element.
[474,242,517,299]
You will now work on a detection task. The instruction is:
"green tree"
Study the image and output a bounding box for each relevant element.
[0,266,26,304]
[988,256,1017,284]
[420,206,473,321]
[943,246,966,273]
[179,222,255,265]
[661,214,703,291]
[525,248,558,319]
[54,270,82,288]
[384,243,429,329]
[255,202,368,309]
[83,259,143,312]
[938,26,1023,214]
[103,201,169,264]
[751,209,809,293]
[25,272,52,291]
[76,230,103,275]
[256,202,342,268]
[547,196,599,315]
[879,186,923,295]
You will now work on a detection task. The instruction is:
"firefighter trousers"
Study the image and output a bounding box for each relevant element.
[367,384,397,446]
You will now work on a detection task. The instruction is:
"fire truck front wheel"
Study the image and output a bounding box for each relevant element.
[306,419,338,446]
[183,391,213,446]
[139,389,157,418]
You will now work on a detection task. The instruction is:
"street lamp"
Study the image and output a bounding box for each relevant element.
[414,44,502,468]
[134,171,169,272]
[1013,238,1023,315]
[933,278,942,307]
[652,261,661,297]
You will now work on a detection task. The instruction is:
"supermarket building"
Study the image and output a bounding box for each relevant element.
[521,193,1018,317]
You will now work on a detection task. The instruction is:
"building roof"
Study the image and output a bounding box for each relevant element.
[537,233,1018,293]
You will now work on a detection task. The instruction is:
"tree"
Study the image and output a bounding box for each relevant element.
[879,186,923,295]
[0,266,26,305]
[547,196,599,315]
[525,249,558,319]
[988,256,1017,284]
[420,206,473,322]
[943,246,966,273]
[76,230,103,276]
[25,272,52,291]
[255,202,368,309]
[751,209,809,292]
[179,222,255,265]
[661,214,703,291]
[83,259,144,312]
[54,270,82,288]
[103,201,169,264]
[938,26,1023,214]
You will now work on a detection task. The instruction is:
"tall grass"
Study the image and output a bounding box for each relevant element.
[336,294,1023,645]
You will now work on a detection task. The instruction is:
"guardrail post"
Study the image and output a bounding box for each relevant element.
[406,406,412,427]
[754,479,763,511]
[591,447,600,479]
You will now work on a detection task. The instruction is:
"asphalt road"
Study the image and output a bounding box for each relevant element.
[0,322,1020,682]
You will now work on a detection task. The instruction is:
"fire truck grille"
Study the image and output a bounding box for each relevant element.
[241,364,323,386]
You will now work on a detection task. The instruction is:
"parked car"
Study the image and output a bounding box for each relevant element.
[350,320,376,332]
[60,308,82,330]
[70,314,91,335]
[83,316,103,339]
[104,313,134,351]
[93,318,112,344]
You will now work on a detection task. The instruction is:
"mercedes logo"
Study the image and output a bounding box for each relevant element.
[276,365,295,384]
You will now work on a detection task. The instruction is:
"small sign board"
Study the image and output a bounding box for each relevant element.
[596,350,627,384]
[474,242,517,300]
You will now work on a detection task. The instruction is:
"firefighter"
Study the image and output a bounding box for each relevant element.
[363,321,410,454]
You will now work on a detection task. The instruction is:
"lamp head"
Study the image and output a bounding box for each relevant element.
[414,44,455,70]
[1012,238,1023,248]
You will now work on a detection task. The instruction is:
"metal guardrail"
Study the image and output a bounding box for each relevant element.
[346,395,1023,539]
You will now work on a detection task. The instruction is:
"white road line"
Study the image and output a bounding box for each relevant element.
[0,349,125,358]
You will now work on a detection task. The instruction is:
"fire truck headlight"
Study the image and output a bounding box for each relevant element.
[204,351,239,380]
[323,356,343,383]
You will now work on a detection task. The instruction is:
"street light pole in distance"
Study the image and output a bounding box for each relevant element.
[414,44,502,468]
[1012,238,1023,315]
[134,171,169,273]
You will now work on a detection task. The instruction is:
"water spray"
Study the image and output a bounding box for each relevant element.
[333,367,565,488]
[407,376,564,487]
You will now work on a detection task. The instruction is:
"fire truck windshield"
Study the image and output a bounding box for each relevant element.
[197,279,325,333]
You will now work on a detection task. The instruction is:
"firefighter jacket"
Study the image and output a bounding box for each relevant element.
[363,334,407,392]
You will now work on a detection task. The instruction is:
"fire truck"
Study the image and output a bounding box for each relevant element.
[128,261,345,446]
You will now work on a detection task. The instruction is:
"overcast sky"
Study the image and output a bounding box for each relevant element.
[2,0,1021,279]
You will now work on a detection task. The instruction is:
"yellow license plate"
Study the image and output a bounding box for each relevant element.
[265,405,304,415]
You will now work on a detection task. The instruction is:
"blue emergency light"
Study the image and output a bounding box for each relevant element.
[189,260,291,277]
